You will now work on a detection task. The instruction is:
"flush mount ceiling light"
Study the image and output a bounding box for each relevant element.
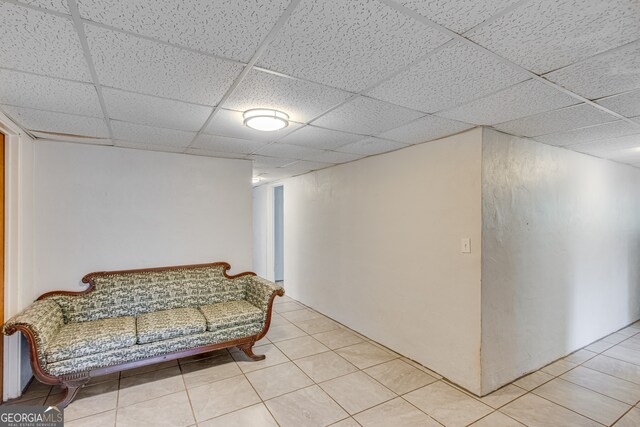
[243,109,289,132]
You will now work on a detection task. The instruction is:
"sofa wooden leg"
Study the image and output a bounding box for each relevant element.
[238,343,265,361]
[53,377,90,408]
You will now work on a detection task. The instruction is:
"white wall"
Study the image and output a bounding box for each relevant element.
[30,141,253,296]
[252,184,270,279]
[282,128,484,393]
[481,128,640,393]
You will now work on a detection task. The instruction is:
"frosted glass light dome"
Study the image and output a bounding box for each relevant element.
[243,109,289,131]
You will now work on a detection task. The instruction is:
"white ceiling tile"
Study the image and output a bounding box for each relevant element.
[337,137,408,156]
[278,125,362,150]
[102,88,212,131]
[20,0,69,13]
[0,3,90,81]
[78,0,289,62]
[544,42,640,100]
[254,143,326,161]
[367,42,528,113]
[192,134,267,154]
[31,131,112,145]
[570,134,640,157]
[205,109,302,142]
[534,120,640,147]
[85,25,242,105]
[2,105,109,137]
[114,141,185,153]
[596,89,640,118]
[257,0,451,92]
[437,79,578,125]
[224,69,352,123]
[313,96,424,135]
[392,0,522,34]
[308,151,365,164]
[493,104,617,138]
[111,121,196,147]
[247,155,296,168]
[468,0,640,74]
[0,69,102,117]
[378,115,474,145]
[185,148,248,160]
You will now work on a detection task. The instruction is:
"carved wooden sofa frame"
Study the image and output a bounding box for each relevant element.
[3,262,284,408]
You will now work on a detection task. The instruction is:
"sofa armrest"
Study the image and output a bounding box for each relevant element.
[3,299,65,368]
[244,276,284,313]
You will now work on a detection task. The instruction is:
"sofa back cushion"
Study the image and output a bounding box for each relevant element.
[48,265,247,323]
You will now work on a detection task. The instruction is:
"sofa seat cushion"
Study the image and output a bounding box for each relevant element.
[46,316,136,363]
[136,307,206,344]
[199,300,263,331]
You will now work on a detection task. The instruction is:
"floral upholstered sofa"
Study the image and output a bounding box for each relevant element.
[2,262,284,407]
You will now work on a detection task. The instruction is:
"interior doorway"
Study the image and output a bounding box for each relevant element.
[0,132,5,400]
[274,185,284,282]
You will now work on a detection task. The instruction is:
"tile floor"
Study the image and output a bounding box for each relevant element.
[5,295,640,426]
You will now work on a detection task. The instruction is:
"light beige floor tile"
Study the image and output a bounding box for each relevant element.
[265,385,349,427]
[281,308,324,323]
[245,361,314,400]
[561,365,640,405]
[87,372,120,386]
[603,332,633,345]
[502,393,602,427]
[294,351,359,382]
[328,418,361,427]
[296,317,341,334]
[6,381,50,404]
[335,342,396,369]
[585,340,616,353]
[118,365,184,408]
[274,301,305,313]
[274,335,330,360]
[404,381,492,427]
[266,323,308,342]
[533,378,630,425]
[116,390,194,427]
[230,343,289,373]
[470,411,525,427]
[354,397,440,427]
[120,359,178,377]
[313,328,364,350]
[48,380,118,421]
[618,338,640,354]
[564,349,597,364]
[364,359,437,394]
[478,384,526,409]
[269,313,291,327]
[188,375,260,422]
[401,358,443,379]
[320,371,396,415]
[178,349,228,365]
[614,407,640,426]
[273,295,293,304]
[605,345,640,366]
[513,371,554,390]
[584,354,640,385]
[198,403,278,427]
[255,335,271,346]
[64,409,116,427]
[618,326,640,337]
[540,359,578,376]
[181,352,241,389]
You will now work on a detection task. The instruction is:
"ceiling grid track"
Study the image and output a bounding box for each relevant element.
[183,0,303,151]
[377,0,640,129]
[66,0,114,140]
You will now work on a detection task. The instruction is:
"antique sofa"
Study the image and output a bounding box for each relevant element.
[2,262,284,407]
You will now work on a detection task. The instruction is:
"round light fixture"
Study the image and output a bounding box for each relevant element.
[243,109,289,132]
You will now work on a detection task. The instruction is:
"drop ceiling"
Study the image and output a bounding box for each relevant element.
[0,0,639,184]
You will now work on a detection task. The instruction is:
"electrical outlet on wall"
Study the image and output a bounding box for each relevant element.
[461,238,471,253]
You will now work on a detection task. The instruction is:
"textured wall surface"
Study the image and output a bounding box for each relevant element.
[481,128,640,393]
